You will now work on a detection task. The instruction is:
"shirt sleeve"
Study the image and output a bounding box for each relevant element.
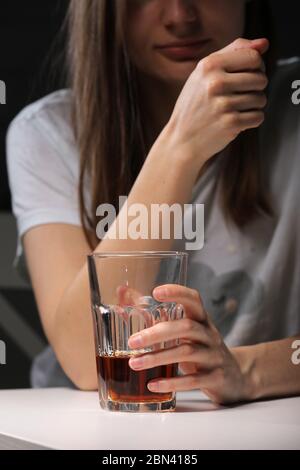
[6,113,81,283]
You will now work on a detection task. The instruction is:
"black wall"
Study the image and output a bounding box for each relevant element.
[0,0,68,212]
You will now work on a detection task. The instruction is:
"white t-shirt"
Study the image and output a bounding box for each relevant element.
[6,90,91,282]
[6,59,300,387]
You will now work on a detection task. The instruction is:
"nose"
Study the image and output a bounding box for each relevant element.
[162,0,199,34]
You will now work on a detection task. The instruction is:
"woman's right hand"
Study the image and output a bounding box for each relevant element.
[167,38,269,169]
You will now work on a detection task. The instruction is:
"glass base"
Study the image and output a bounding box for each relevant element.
[102,396,176,412]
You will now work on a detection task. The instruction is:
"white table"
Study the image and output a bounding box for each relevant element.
[0,388,299,450]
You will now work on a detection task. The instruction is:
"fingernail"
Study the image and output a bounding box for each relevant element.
[129,357,143,369]
[128,334,143,348]
[153,287,168,299]
[148,382,159,392]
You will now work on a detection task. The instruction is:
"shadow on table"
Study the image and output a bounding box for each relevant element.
[175,398,254,413]
[175,398,222,413]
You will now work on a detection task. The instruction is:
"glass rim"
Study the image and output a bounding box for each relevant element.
[87,250,188,259]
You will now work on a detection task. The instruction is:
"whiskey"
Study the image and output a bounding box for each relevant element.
[96,352,177,403]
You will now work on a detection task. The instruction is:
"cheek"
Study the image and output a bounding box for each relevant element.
[221,1,245,39]
[125,11,157,71]
[124,0,159,67]
[200,0,245,48]
[229,7,245,38]
[210,9,245,48]
[126,28,149,69]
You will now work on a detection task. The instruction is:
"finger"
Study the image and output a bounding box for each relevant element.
[217,92,267,113]
[225,71,268,93]
[237,110,265,131]
[220,37,269,56]
[212,48,266,73]
[116,285,144,306]
[128,342,218,371]
[179,361,198,375]
[207,71,268,95]
[116,286,155,328]
[128,317,210,350]
[248,38,270,56]
[147,368,219,394]
[152,284,206,322]
[234,92,267,111]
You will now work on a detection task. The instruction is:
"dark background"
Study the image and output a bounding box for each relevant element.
[0,0,299,389]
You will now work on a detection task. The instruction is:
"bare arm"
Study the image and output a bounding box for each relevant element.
[233,336,300,401]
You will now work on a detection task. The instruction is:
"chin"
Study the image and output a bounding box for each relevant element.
[161,61,199,84]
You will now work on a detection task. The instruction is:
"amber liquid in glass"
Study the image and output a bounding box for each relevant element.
[96,352,177,403]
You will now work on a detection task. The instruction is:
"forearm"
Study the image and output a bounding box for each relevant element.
[54,126,201,389]
[232,335,300,401]
[99,123,200,252]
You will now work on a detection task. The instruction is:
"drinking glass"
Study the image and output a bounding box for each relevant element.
[87,251,188,412]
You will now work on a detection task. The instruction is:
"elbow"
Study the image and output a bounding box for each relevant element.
[56,350,98,392]
[51,302,98,392]
[58,355,98,392]
[71,373,98,392]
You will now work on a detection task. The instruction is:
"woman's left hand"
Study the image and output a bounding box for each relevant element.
[128,284,252,405]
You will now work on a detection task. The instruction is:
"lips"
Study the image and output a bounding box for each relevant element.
[155,39,211,61]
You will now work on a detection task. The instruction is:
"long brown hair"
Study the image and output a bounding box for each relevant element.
[67,0,275,250]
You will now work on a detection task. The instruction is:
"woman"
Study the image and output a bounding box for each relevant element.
[6,0,300,404]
